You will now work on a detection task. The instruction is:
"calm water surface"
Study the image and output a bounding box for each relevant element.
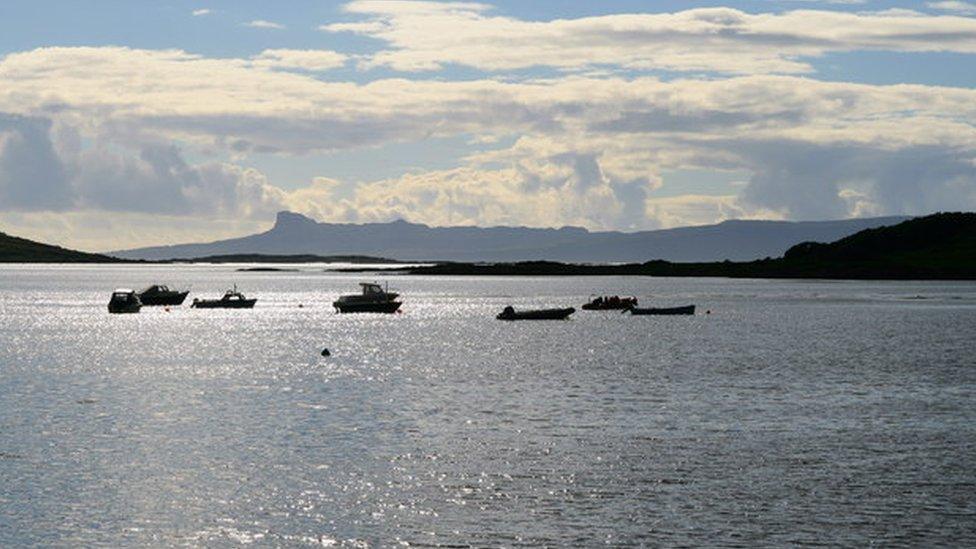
[1,265,975,546]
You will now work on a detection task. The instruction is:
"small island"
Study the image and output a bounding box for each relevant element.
[175,253,405,264]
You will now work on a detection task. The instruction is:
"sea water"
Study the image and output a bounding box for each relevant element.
[1,265,975,546]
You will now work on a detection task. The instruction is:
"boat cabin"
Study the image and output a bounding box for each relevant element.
[139,284,171,295]
[112,289,137,300]
[222,289,247,301]
[108,289,142,313]
[361,282,387,295]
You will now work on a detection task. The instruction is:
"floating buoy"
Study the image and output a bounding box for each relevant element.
[298,303,304,308]
[706,309,711,315]
[321,348,331,357]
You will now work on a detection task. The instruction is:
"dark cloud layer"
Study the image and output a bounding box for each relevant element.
[0,114,72,211]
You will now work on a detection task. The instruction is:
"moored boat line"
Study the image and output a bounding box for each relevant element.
[106,280,700,317]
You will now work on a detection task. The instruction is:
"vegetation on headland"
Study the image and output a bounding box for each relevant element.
[404,213,976,280]
[0,232,124,263]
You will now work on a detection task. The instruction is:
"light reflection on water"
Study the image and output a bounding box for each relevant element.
[1,265,975,546]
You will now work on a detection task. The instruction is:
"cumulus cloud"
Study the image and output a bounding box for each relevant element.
[0,111,287,222]
[928,1,976,15]
[0,114,72,211]
[250,49,347,71]
[244,19,285,30]
[322,2,976,74]
[723,139,976,220]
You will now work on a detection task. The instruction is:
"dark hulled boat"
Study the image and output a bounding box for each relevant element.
[333,282,402,313]
[137,284,189,306]
[581,295,638,310]
[497,306,575,320]
[626,305,695,315]
[191,286,257,309]
[108,289,142,314]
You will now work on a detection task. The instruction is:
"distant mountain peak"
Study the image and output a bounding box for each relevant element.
[273,211,318,229]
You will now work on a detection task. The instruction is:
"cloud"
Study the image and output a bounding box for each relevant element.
[0,45,974,248]
[776,0,865,4]
[192,8,211,16]
[3,47,975,155]
[0,210,274,252]
[70,143,286,218]
[928,1,976,15]
[717,139,976,220]
[0,114,72,211]
[244,19,285,30]
[0,111,287,222]
[283,158,652,231]
[322,2,976,74]
[250,49,347,71]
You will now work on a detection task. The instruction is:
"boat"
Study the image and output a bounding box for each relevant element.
[191,286,257,309]
[137,284,189,306]
[333,282,402,313]
[108,289,142,314]
[625,305,695,316]
[581,295,638,310]
[496,306,575,320]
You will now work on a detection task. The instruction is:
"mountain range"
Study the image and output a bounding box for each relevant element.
[110,211,911,262]
[404,213,976,280]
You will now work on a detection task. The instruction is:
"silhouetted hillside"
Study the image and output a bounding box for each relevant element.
[774,212,976,278]
[404,213,976,280]
[0,232,121,263]
[111,210,910,262]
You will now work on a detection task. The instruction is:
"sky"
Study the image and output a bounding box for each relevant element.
[0,0,975,251]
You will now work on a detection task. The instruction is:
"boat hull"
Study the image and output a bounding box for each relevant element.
[191,299,257,309]
[582,301,636,311]
[138,291,189,306]
[108,303,141,314]
[333,301,402,313]
[628,305,695,316]
[497,307,575,320]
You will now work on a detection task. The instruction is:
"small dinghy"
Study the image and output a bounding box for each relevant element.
[496,306,575,320]
[625,305,695,316]
[108,289,141,314]
[191,285,257,309]
[581,295,638,310]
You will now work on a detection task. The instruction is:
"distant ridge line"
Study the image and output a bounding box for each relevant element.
[109,212,913,263]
